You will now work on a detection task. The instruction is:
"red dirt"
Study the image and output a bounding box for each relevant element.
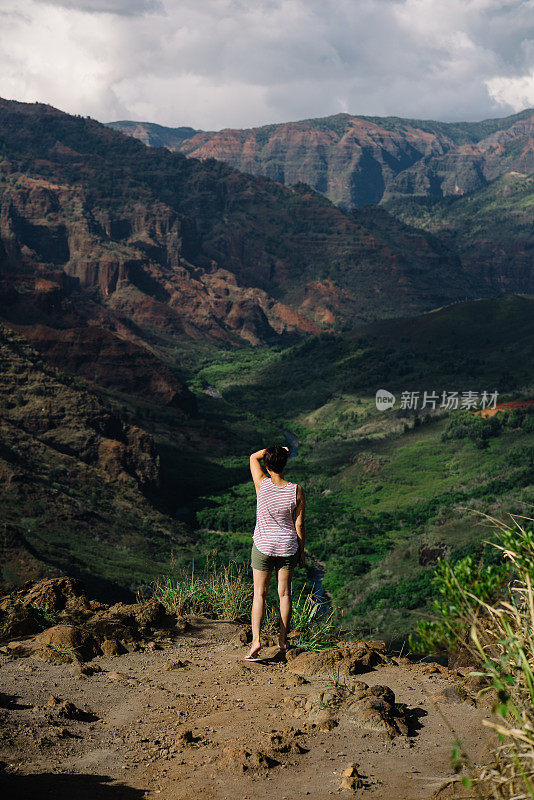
[478,400,534,418]
[0,617,494,800]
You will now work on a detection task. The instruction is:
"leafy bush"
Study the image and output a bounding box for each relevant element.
[409,553,510,654]
[411,514,534,798]
[442,410,504,449]
[442,407,534,449]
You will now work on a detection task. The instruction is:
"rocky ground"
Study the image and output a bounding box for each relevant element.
[0,579,494,800]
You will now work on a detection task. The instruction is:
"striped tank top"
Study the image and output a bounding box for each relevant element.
[253,477,298,557]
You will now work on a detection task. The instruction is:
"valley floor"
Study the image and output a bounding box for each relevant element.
[1,618,494,800]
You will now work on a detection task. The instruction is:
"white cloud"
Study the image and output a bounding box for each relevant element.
[0,0,533,129]
[487,72,534,111]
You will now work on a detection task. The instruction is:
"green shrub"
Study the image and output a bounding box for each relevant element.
[409,552,510,654]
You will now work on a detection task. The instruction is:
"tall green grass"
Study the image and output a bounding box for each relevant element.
[145,557,338,650]
[412,514,534,798]
[144,556,252,621]
[264,585,338,650]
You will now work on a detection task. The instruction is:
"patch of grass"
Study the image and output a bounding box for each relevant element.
[410,514,534,798]
[145,556,252,621]
[264,585,338,651]
[49,643,78,661]
[29,603,60,629]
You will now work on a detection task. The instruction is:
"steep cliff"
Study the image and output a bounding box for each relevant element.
[105,107,534,298]
[0,324,193,594]
[108,109,534,207]
[385,172,534,293]
[0,98,476,351]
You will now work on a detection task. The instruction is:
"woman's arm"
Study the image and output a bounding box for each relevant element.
[295,485,306,567]
[249,446,290,493]
[250,449,267,493]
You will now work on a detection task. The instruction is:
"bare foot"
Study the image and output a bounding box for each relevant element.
[246,642,262,660]
[279,642,290,652]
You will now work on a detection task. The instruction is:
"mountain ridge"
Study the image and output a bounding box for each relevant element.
[0,97,478,362]
[107,107,534,295]
[106,108,534,207]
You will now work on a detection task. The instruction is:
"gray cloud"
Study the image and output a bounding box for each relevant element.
[0,0,533,129]
[32,0,163,15]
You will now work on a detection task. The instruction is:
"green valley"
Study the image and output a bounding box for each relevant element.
[156,295,534,643]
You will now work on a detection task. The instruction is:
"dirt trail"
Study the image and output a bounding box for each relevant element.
[0,616,494,800]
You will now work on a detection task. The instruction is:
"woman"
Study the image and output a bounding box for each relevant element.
[246,444,305,661]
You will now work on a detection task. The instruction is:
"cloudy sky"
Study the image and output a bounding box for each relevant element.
[1,0,534,129]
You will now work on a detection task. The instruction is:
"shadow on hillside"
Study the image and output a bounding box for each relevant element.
[0,692,32,710]
[13,528,137,604]
[0,772,146,800]
[405,706,428,737]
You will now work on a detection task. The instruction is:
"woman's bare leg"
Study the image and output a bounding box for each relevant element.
[277,568,293,649]
[249,568,271,658]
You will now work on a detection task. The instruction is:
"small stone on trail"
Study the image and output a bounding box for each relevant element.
[261,646,286,661]
[340,762,364,792]
[219,745,279,772]
[176,730,202,746]
[70,663,102,678]
[107,671,130,682]
[163,660,190,670]
[46,696,99,721]
[145,641,163,651]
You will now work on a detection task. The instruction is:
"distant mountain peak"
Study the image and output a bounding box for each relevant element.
[105,107,534,209]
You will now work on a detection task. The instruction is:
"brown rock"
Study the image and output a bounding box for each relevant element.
[163,660,190,670]
[346,699,397,737]
[260,645,286,661]
[366,684,395,704]
[101,638,127,656]
[47,695,61,707]
[55,700,99,721]
[176,730,202,746]
[268,730,307,754]
[33,625,100,662]
[0,577,88,615]
[421,664,441,675]
[70,663,102,678]
[293,680,410,739]
[131,600,174,629]
[284,646,304,662]
[284,674,308,688]
[287,640,386,677]
[23,577,88,612]
[106,671,130,682]
[34,645,74,664]
[340,763,364,792]
[5,638,34,657]
[219,745,278,773]
[345,680,370,700]
[316,711,338,731]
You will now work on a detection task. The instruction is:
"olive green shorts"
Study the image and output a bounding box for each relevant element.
[251,542,299,572]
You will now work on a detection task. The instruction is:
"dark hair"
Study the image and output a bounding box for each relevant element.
[263,445,289,474]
